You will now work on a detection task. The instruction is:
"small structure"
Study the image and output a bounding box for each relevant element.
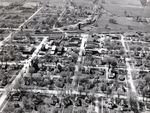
[23,2,39,8]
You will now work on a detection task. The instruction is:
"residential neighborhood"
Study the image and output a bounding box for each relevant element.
[0,0,150,113]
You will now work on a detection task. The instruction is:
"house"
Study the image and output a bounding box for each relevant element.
[23,2,39,9]
[22,46,35,54]
[10,92,22,101]
[50,45,56,55]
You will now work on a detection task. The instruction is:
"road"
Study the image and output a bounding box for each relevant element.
[78,34,88,62]
[0,4,70,111]
[0,7,43,47]
[0,35,48,112]
[120,35,137,94]
[0,1,142,112]
[0,60,27,65]
[54,0,100,32]
[0,7,44,110]
[0,28,34,31]
[18,7,43,30]
[74,34,88,87]
[53,7,67,29]
[95,97,100,113]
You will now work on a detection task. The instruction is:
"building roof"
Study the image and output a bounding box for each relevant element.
[23,2,39,8]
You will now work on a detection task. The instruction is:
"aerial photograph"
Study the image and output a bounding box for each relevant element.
[0,0,150,113]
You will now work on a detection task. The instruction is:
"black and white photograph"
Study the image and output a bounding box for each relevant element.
[0,0,150,113]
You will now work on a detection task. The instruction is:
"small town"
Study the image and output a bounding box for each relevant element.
[0,0,150,113]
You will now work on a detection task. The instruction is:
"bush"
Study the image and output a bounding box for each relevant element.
[109,19,117,24]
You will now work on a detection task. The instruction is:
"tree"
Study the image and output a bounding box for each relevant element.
[23,97,34,110]
[102,0,105,3]
[22,96,29,109]
[145,73,150,85]
[78,23,81,30]
[38,105,47,113]
[29,66,35,75]
[26,33,35,44]
[14,107,24,113]
[109,18,117,24]
[142,85,150,102]
[3,103,14,113]
[3,53,10,67]
[55,80,64,89]
[124,10,127,16]
[101,82,107,93]
[78,108,87,113]
[14,79,23,92]
[129,92,139,113]
[51,108,59,113]
[103,56,117,68]
[31,58,39,72]
[14,52,23,64]
[78,85,84,95]
[71,52,78,63]
[106,86,112,97]
[68,62,75,72]
[128,25,133,30]
[117,87,123,99]
[55,21,63,28]
[119,49,125,56]
[140,0,148,7]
